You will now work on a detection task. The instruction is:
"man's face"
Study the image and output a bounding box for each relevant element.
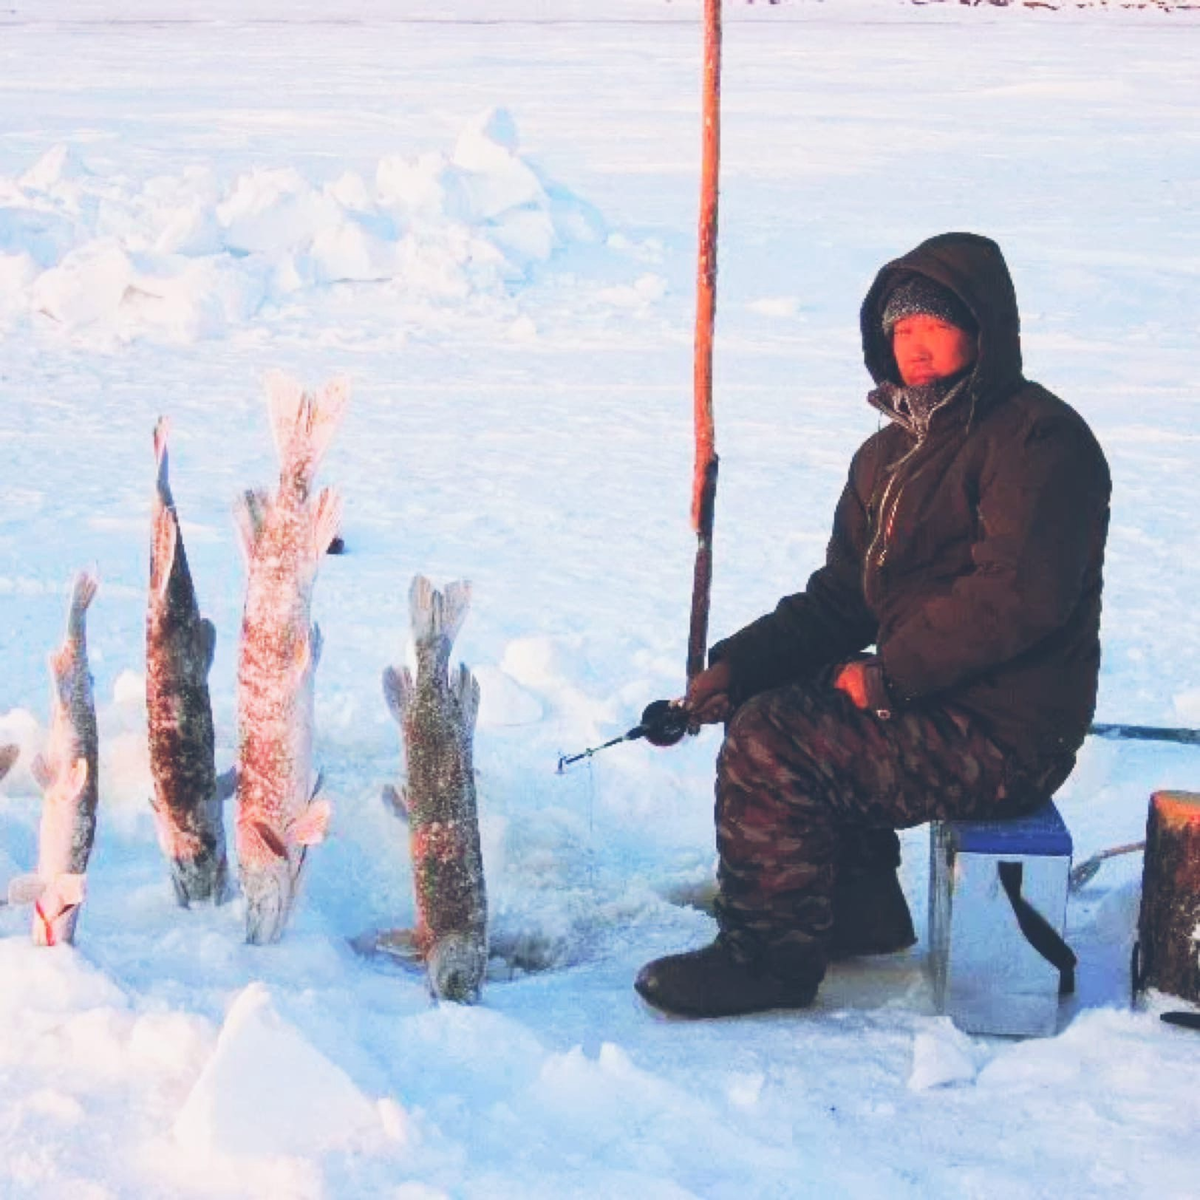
[891,315,976,388]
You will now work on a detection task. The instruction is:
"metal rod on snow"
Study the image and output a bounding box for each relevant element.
[686,0,722,683]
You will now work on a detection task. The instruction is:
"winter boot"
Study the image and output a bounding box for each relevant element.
[827,867,916,961]
[634,936,822,1018]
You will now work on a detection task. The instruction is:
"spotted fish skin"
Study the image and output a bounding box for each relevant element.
[235,373,346,945]
[146,418,228,906]
[383,576,487,1003]
[27,572,100,946]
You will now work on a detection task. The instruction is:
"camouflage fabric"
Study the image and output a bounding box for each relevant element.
[713,679,1070,979]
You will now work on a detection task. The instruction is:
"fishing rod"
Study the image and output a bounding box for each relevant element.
[1088,723,1200,746]
[687,0,722,685]
[557,2,722,776]
[556,700,690,774]
[559,0,1200,784]
[558,714,1200,775]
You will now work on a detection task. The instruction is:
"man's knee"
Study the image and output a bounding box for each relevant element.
[718,688,790,784]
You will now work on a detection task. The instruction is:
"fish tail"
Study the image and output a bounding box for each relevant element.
[64,570,99,645]
[409,576,471,664]
[265,371,350,489]
[153,415,172,504]
[149,501,178,602]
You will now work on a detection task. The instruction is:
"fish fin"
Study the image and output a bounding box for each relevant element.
[293,797,331,847]
[266,372,350,484]
[64,757,89,801]
[30,753,54,792]
[409,575,471,650]
[264,370,307,462]
[196,617,217,674]
[66,569,99,642]
[6,874,46,905]
[374,927,426,967]
[453,664,481,736]
[382,665,414,725]
[291,631,313,682]
[232,488,271,566]
[382,783,408,822]
[149,793,173,856]
[214,766,238,802]
[0,743,18,784]
[149,504,178,603]
[311,487,343,561]
[249,820,288,860]
[348,927,425,972]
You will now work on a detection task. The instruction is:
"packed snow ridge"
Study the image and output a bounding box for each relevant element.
[0,107,602,342]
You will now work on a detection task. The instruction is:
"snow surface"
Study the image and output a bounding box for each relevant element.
[2,1,1200,1197]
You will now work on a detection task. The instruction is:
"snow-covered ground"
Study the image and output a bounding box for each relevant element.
[2,2,1199,1196]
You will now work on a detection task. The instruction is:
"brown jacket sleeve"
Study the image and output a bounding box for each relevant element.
[879,414,1110,702]
[709,453,879,699]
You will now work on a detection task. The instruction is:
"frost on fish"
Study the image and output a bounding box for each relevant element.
[382,575,487,1004]
[146,417,229,907]
[235,373,347,945]
[19,572,100,946]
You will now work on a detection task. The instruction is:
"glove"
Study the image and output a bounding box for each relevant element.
[833,657,894,720]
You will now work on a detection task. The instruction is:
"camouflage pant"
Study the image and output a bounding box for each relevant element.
[714,680,1061,976]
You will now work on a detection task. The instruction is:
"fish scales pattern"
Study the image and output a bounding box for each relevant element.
[32,571,101,945]
[54,574,100,882]
[235,374,345,944]
[387,577,487,1002]
[146,418,227,905]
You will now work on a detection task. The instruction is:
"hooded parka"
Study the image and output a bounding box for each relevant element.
[711,232,1111,782]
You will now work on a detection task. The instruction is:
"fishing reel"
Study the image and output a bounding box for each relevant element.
[556,698,690,773]
[636,699,691,747]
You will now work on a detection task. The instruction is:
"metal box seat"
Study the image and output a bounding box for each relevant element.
[929,800,1074,1037]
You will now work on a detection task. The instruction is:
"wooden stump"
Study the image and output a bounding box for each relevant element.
[1137,791,1200,1003]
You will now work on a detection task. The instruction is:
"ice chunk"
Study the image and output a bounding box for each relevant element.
[19,144,87,193]
[217,167,340,257]
[908,1018,980,1091]
[32,241,133,327]
[174,982,385,1157]
[473,665,543,728]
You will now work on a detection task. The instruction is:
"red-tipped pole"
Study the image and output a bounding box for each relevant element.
[687,0,722,682]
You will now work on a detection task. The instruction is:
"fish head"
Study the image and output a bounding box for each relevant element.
[427,932,486,1005]
[237,799,329,944]
[237,817,299,945]
[31,873,86,947]
[241,857,297,946]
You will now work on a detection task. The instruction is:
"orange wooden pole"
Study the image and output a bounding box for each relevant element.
[686,0,722,682]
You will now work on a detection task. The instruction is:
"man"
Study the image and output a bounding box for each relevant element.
[636,231,1111,1018]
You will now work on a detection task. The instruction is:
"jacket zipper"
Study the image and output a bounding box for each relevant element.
[867,439,921,568]
[865,377,973,570]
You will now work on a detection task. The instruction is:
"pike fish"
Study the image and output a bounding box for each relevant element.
[383,576,487,1003]
[147,417,230,906]
[234,373,346,944]
[7,573,100,945]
